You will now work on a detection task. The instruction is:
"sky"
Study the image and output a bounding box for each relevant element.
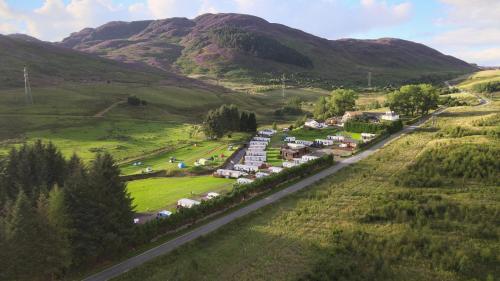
[0,0,499,66]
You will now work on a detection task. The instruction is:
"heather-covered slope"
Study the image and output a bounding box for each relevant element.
[59,13,476,86]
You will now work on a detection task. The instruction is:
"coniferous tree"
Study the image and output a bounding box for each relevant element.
[87,153,134,259]
[247,112,257,132]
[239,111,249,131]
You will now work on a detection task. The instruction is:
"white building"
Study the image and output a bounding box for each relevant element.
[284,136,296,142]
[237,178,254,185]
[304,119,327,129]
[177,198,200,209]
[216,169,248,178]
[327,135,345,142]
[268,166,284,174]
[245,155,267,162]
[255,172,270,178]
[315,139,334,146]
[381,111,400,121]
[234,164,259,173]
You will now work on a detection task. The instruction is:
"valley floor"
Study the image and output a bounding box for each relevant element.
[112,94,499,281]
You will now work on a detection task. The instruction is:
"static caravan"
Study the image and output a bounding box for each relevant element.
[250,141,268,146]
[237,178,254,185]
[245,155,267,162]
[284,136,296,142]
[216,169,248,178]
[244,160,264,167]
[246,150,266,156]
[177,198,201,209]
[255,172,270,178]
[268,166,284,173]
[282,161,298,168]
[302,155,319,162]
[206,192,220,200]
[253,137,270,143]
[315,139,334,146]
[234,164,259,173]
[327,135,345,142]
[295,140,314,146]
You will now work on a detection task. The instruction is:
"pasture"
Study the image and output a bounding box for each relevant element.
[458,70,500,90]
[127,176,234,213]
[115,94,499,281]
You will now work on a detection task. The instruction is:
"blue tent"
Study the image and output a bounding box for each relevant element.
[178,162,186,169]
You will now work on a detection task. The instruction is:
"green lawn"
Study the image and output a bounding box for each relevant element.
[120,133,248,175]
[127,176,234,213]
[115,96,500,281]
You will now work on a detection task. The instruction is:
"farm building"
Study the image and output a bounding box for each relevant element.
[341,111,364,123]
[215,169,248,178]
[237,178,254,185]
[268,166,284,173]
[177,198,201,209]
[206,192,220,200]
[234,164,259,173]
[327,135,345,142]
[255,172,270,178]
[281,146,308,161]
[381,111,400,121]
[295,140,314,146]
[315,139,334,146]
[284,136,296,142]
[245,155,267,162]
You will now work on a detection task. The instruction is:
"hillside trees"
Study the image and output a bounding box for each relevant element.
[0,142,135,280]
[386,84,439,116]
[203,104,257,138]
[313,89,358,119]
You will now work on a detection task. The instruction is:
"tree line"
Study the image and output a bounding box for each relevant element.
[0,141,134,280]
[313,89,358,120]
[203,104,257,138]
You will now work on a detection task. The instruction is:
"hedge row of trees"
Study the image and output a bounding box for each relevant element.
[344,119,403,134]
[134,155,334,244]
[472,81,500,93]
[0,141,134,280]
[386,84,439,116]
[397,144,499,187]
[127,96,147,106]
[302,192,499,281]
[203,104,257,138]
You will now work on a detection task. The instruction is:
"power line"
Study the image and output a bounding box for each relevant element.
[281,73,286,99]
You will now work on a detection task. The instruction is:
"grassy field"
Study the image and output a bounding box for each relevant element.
[115,94,499,281]
[120,133,248,175]
[127,176,235,213]
[457,70,500,90]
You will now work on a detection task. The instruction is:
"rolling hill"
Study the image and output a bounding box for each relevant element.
[59,13,477,86]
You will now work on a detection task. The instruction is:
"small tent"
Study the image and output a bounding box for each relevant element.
[178,162,186,169]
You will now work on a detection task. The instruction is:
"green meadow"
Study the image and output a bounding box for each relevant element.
[127,176,234,213]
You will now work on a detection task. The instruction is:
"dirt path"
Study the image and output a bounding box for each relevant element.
[94,100,126,118]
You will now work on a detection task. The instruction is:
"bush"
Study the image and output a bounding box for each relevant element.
[127,96,146,106]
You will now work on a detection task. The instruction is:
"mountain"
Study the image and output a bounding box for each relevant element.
[59,13,476,86]
[0,33,221,90]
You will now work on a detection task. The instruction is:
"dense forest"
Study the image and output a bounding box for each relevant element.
[211,27,313,68]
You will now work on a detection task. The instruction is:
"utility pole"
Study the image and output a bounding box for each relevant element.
[281,73,286,99]
[24,66,33,105]
[367,71,372,88]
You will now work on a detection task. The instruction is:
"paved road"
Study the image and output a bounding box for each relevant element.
[223,146,247,170]
[83,108,449,281]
